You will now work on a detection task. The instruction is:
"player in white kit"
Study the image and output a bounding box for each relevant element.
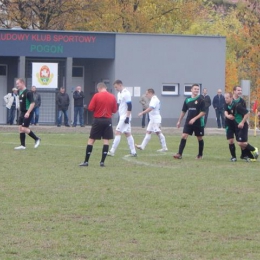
[107,80,137,157]
[135,88,168,152]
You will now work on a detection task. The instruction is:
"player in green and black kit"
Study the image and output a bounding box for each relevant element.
[224,92,237,161]
[233,86,258,161]
[14,78,41,150]
[232,85,253,160]
[233,102,258,161]
[173,84,205,159]
[226,89,258,162]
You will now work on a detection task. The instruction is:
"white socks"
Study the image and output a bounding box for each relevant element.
[110,135,121,153]
[127,135,136,154]
[158,133,167,149]
[110,135,136,154]
[141,133,151,150]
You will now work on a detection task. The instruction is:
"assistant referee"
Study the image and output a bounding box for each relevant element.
[79,82,117,167]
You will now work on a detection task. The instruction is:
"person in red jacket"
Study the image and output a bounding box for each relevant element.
[79,82,117,167]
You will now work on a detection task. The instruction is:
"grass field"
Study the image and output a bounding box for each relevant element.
[0,130,260,260]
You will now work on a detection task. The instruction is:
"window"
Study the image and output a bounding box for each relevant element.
[184,84,201,96]
[161,83,179,96]
[0,65,7,76]
[72,66,84,77]
[102,79,110,87]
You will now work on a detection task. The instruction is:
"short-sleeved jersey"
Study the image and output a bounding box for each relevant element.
[233,102,249,124]
[19,89,34,112]
[88,91,117,118]
[182,95,205,127]
[117,88,132,119]
[233,97,246,108]
[149,95,161,123]
[224,102,235,127]
[225,99,248,125]
[232,97,247,124]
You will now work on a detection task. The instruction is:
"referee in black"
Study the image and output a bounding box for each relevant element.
[14,78,41,150]
[79,82,117,167]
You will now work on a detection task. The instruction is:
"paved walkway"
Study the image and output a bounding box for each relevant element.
[2,124,258,136]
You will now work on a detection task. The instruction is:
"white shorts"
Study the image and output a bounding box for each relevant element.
[115,119,132,133]
[147,121,161,132]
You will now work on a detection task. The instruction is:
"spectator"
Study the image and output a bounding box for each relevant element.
[4,87,19,125]
[201,88,211,127]
[72,86,85,127]
[257,107,260,130]
[30,86,41,126]
[213,89,225,128]
[139,93,150,128]
[56,87,70,127]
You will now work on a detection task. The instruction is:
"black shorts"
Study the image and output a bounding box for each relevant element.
[18,111,33,127]
[89,118,114,140]
[183,124,204,136]
[226,124,236,140]
[235,122,248,142]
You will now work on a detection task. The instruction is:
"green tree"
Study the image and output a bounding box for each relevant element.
[71,0,207,33]
[0,0,258,98]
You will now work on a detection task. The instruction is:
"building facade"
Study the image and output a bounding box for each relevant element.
[0,29,226,126]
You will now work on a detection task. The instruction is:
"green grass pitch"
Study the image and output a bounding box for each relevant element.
[1,130,260,260]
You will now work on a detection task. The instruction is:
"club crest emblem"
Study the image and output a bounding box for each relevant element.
[36,65,54,85]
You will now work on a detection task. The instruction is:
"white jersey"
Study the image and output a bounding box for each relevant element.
[149,95,161,123]
[117,88,132,120]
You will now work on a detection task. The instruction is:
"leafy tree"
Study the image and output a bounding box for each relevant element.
[191,0,259,93]
[0,0,82,30]
[227,0,260,106]
[0,0,258,103]
[69,0,208,33]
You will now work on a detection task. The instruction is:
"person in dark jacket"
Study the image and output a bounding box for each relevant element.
[56,87,70,127]
[213,89,225,128]
[30,86,41,125]
[139,93,150,128]
[201,88,211,127]
[72,86,85,127]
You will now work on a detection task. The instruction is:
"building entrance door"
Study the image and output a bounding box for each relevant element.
[71,66,85,125]
[0,65,7,124]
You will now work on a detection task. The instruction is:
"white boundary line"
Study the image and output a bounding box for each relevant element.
[122,153,260,169]
[2,141,86,148]
[122,153,178,169]
[2,141,259,168]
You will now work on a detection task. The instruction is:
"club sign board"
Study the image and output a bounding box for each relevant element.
[0,30,115,58]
